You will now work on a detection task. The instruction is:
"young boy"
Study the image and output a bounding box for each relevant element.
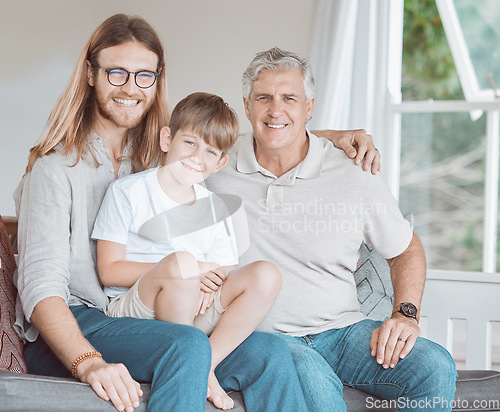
[91,92,282,410]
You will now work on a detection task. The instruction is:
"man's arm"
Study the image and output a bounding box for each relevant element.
[30,297,143,412]
[17,163,142,412]
[369,233,426,369]
[311,129,381,174]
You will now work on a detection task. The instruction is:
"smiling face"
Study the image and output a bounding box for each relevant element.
[160,127,228,187]
[88,40,159,131]
[244,68,314,156]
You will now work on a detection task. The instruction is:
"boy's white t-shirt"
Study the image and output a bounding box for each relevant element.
[92,167,238,298]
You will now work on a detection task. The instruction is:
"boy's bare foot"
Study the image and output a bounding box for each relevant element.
[207,370,234,410]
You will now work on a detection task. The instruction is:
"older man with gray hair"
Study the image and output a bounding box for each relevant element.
[206,47,457,411]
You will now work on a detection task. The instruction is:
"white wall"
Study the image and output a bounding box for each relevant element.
[0,0,316,215]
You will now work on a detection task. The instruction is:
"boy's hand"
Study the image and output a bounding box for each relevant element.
[197,290,215,315]
[200,267,227,293]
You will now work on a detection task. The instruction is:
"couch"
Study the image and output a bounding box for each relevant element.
[1,215,499,411]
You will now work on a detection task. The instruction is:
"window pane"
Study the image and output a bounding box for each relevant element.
[402,0,463,100]
[454,0,500,91]
[399,112,486,271]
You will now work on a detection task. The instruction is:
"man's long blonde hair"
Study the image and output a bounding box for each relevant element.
[25,14,170,173]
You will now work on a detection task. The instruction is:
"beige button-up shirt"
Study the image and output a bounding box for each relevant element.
[14,133,131,342]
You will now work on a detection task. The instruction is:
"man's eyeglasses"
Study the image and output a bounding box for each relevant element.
[96,64,160,89]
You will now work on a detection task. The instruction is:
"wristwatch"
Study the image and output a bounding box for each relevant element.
[396,302,419,322]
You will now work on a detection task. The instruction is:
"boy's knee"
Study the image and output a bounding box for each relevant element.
[247,260,282,297]
[158,252,199,280]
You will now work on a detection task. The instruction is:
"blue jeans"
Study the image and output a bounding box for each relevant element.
[277,319,457,412]
[24,305,307,412]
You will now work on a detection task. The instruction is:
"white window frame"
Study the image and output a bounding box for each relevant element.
[435,0,498,102]
[388,1,500,274]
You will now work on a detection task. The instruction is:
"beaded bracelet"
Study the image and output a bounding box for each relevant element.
[71,351,103,379]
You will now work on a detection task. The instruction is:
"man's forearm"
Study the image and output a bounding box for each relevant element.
[387,233,426,315]
[30,297,143,410]
[30,296,97,370]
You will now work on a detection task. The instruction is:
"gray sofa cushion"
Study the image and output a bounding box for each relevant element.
[0,370,384,411]
[2,370,499,411]
[0,370,244,412]
[454,370,500,411]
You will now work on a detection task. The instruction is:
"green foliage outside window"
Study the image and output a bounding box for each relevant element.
[402,0,463,101]
[399,0,493,271]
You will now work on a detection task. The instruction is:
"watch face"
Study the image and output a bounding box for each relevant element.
[401,302,417,317]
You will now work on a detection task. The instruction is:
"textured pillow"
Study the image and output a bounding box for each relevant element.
[354,215,413,321]
[0,215,27,372]
[354,243,394,321]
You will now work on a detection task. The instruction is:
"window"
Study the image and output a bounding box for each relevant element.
[437,0,500,101]
[393,0,500,371]
[396,0,500,273]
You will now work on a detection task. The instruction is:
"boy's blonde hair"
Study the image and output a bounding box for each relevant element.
[166,92,239,163]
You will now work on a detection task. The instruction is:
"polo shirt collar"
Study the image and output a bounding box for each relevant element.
[235,132,261,174]
[297,130,324,179]
[236,130,324,179]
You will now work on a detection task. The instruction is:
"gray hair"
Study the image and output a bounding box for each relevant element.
[242,47,315,101]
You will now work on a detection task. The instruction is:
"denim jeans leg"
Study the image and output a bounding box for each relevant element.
[215,331,308,412]
[24,335,74,378]
[25,306,212,411]
[313,319,457,412]
[276,334,346,412]
[77,306,211,412]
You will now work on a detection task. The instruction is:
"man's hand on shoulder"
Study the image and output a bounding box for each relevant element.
[369,312,420,369]
[312,129,381,174]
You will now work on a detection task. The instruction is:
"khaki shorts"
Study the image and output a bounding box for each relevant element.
[106,278,226,336]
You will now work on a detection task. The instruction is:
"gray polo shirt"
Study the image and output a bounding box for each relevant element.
[205,132,412,336]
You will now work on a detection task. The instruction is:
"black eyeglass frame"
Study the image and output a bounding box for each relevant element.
[95,64,160,89]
